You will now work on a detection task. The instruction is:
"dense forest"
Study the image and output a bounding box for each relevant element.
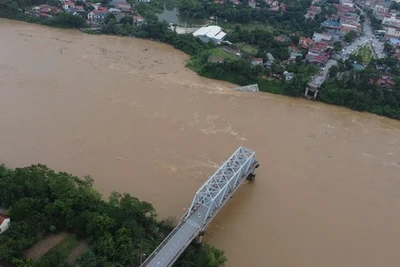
[0,164,226,267]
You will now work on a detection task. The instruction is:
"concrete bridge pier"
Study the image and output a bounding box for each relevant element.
[246,163,260,181]
[194,231,206,244]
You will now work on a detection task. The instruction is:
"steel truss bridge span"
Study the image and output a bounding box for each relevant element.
[140,146,260,267]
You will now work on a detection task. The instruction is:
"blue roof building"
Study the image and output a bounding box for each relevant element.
[321,20,341,29]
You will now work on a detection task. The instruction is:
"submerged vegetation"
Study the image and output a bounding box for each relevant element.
[0,164,226,267]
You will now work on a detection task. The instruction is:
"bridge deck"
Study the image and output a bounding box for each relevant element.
[141,146,259,267]
[142,206,208,267]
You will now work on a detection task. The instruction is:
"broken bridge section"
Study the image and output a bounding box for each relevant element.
[233,84,259,92]
[140,146,260,267]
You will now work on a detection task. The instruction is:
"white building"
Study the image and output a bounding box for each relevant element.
[382,16,400,28]
[193,26,227,44]
[386,27,400,38]
[374,2,390,14]
[340,0,354,7]
[0,215,10,235]
[283,71,294,81]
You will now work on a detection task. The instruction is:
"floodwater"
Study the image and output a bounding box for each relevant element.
[1,19,400,267]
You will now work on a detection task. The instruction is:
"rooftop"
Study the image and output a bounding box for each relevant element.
[193,26,227,40]
[0,215,8,225]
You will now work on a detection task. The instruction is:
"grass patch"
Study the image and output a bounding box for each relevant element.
[208,48,238,62]
[258,79,284,94]
[220,22,275,33]
[353,44,373,64]
[34,235,80,267]
[237,44,258,55]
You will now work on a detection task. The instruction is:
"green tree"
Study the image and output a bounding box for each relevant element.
[344,31,357,42]
[76,250,98,267]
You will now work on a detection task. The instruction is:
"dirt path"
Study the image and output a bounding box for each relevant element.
[66,241,89,265]
[24,232,68,260]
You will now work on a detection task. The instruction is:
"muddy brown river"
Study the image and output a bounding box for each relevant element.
[1,19,400,267]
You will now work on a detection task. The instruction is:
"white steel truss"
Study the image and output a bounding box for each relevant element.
[184,146,257,229]
[141,146,259,267]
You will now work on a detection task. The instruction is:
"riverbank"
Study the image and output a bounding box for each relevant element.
[1,8,399,120]
[0,164,226,266]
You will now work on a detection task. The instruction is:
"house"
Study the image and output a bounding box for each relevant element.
[305,10,317,20]
[63,1,75,10]
[87,10,109,22]
[283,71,294,81]
[133,15,145,25]
[376,78,395,88]
[373,2,391,19]
[0,215,10,235]
[75,6,85,12]
[321,20,341,30]
[264,53,275,67]
[389,38,400,47]
[67,5,85,16]
[110,0,132,12]
[305,40,329,65]
[340,0,354,7]
[269,1,284,12]
[193,26,226,44]
[382,16,400,29]
[298,37,313,49]
[108,8,121,14]
[251,58,263,66]
[385,27,400,38]
[274,35,290,42]
[312,32,332,43]
[267,53,274,60]
[288,51,302,61]
[248,0,256,8]
[374,2,390,14]
[305,5,321,20]
[380,72,395,80]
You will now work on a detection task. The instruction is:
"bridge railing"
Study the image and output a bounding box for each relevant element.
[185,146,256,229]
[140,219,199,266]
[140,146,259,267]
[198,159,258,231]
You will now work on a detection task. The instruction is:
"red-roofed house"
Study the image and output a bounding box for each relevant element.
[134,15,145,25]
[98,6,108,12]
[298,37,313,48]
[251,58,263,66]
[376,78,395,88]
[305,5,321,19]
[0,215,10,234]
[75,6,85,11]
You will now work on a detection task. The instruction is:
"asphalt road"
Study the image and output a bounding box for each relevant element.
[307,5,387,89]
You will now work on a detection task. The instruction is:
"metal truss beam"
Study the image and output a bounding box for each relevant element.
[184,146,257,230]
